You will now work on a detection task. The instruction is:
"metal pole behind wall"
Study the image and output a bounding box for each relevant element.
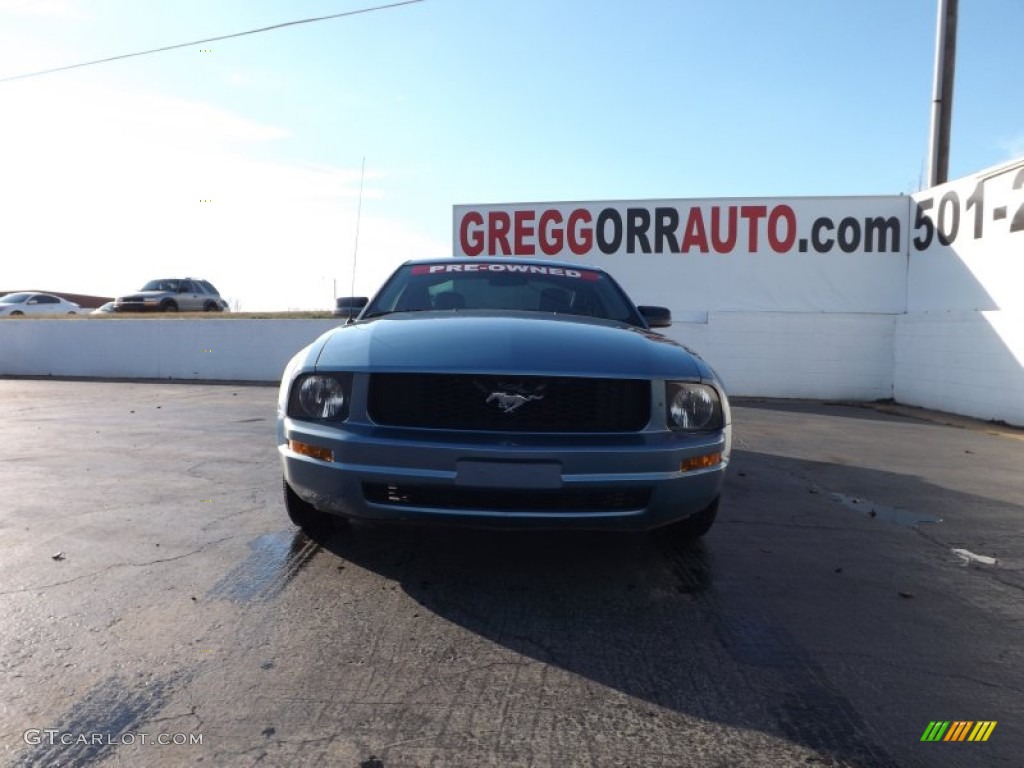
[927,0,958,187]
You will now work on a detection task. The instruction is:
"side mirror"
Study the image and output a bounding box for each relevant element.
[27,299,38,305]
[638,305,672,328]
[334,296,368,320]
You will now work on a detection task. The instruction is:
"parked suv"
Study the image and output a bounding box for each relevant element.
[114,278,228,312]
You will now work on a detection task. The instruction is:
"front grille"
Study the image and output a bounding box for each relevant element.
[368,374,650,432]
[364,483,650,513]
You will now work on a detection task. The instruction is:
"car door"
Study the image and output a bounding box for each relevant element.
[27,294,58,315]
[178,280,200,311]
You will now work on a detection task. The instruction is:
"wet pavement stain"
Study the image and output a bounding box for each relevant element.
[829,492,941,527]
[654,537,713,595]
[11,673,183,768]
[709,600,900,767]
[651,531,902,768]
[714,611,806,668]
[207,530,320,603]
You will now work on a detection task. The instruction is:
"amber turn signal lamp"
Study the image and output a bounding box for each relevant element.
[680,452,722,472]
[288,439,333,462]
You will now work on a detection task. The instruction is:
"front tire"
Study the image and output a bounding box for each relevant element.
[660,497,719,541]
[160,301,178,312]
[283,479,347,535]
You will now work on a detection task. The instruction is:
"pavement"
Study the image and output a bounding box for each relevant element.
[0,380,1021,767]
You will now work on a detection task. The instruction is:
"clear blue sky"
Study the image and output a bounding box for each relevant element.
[1,0,1021,310]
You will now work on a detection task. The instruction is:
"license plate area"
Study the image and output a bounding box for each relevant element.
[455,460,562,489]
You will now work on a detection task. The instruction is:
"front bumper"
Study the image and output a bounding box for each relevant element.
[114,301,162,312]
[279,420,729,531]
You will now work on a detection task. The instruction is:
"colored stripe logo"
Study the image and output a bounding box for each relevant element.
[921,721,997,742]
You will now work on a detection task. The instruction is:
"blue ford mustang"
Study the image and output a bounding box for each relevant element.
[277,258,731,538]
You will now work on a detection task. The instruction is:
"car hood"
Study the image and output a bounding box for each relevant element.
[314,312,702,379]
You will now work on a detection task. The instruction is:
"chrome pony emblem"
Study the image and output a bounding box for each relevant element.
[474,379,547,415]
[486,391,544,414]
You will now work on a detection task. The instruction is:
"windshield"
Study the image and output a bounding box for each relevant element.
[142,279,180,292]
[363,262,645,326]
[0,293,30,303]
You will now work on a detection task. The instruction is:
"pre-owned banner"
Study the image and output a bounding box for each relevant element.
[453,196,911,313]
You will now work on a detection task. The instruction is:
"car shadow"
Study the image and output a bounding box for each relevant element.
[266,435,1024,768]
[288,480,911,765]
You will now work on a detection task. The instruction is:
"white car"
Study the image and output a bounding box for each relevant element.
[0,292,81,316]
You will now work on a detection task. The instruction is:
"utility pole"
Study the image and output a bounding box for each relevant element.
[927,0,958,187]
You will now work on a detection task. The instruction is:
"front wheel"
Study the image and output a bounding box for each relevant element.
[283,479,348,535]
[160,301,178,312]
[659,497,719,541]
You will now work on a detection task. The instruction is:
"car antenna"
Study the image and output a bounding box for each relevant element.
[346,156,366,324]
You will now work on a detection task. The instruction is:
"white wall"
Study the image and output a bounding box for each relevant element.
[2,310,1019,425]
[0,314,894,401]
[2,160,1021,424]
[666,313,894,400]
[0,319,340,382]
[448,157,1024,425]
[894,311,1024,425]
[896,158,1024,425]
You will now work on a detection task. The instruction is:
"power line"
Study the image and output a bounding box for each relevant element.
[0,0,424,84]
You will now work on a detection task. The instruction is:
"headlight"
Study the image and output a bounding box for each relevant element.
[666,383,723,430]
[289,374,351,421]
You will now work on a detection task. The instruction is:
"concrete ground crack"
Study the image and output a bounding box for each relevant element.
[146,706,204,732]
[0,535,243,595]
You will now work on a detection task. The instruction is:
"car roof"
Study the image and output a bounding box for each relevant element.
[399,257,609,274]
